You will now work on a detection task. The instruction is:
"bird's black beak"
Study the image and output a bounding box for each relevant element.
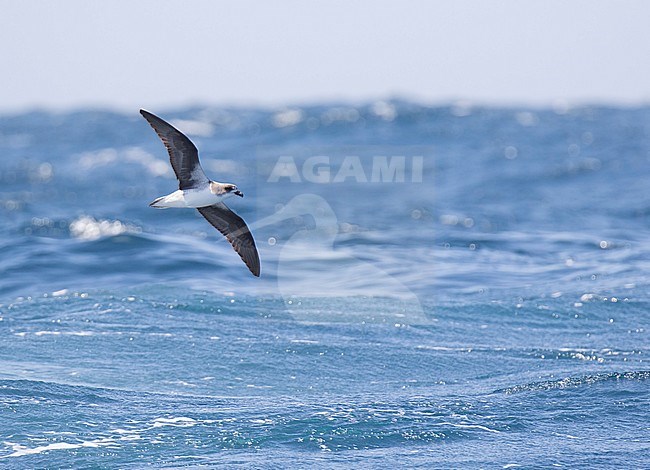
[234,190,244,197]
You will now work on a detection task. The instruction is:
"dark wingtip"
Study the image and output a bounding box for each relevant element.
[246,253,261,277]
[246,256,261,277]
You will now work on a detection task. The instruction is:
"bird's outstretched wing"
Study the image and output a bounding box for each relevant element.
[140,109,209,190]
[197,203,261,277]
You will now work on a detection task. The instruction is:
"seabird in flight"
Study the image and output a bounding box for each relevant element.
[140,109,260,277]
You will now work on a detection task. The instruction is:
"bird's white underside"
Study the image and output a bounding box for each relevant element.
[151,187,233,208]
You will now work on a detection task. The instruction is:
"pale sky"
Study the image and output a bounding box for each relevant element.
[1,0,648,112]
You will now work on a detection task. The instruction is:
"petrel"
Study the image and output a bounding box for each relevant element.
[140,109,260,277]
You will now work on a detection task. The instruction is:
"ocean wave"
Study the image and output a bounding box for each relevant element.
[497,370,650,394]
[1,104,650,466]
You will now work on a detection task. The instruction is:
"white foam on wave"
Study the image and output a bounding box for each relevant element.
[272,108,304,128]
[31,331,94,337]
[371,101,397,121]
[33,331,61,336]
[0,416,198,458]
[2,441,79,457]
[163,380,197,388]
[69,216,140,241]
[1,437,120,459]
[415,345,473,352]
[151,417,197,428]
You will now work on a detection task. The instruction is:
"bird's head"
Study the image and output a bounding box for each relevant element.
[211,182,244,197]
[225,184,243,197]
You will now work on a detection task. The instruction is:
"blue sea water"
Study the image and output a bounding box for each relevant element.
[0,101,649,468]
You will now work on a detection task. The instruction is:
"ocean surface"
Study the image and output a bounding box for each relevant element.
[0,101,649,468]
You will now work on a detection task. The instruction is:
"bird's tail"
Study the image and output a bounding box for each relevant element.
[149,196,169,209]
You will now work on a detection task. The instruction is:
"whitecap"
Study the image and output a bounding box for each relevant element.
[371,101,396,121]
[151,417,197,428]
[69,215,140,241]
[0,438,120,458]
[272,109,304,128]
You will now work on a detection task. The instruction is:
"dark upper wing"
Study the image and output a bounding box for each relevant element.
[197,203,260,277]
[140,109,208,190]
